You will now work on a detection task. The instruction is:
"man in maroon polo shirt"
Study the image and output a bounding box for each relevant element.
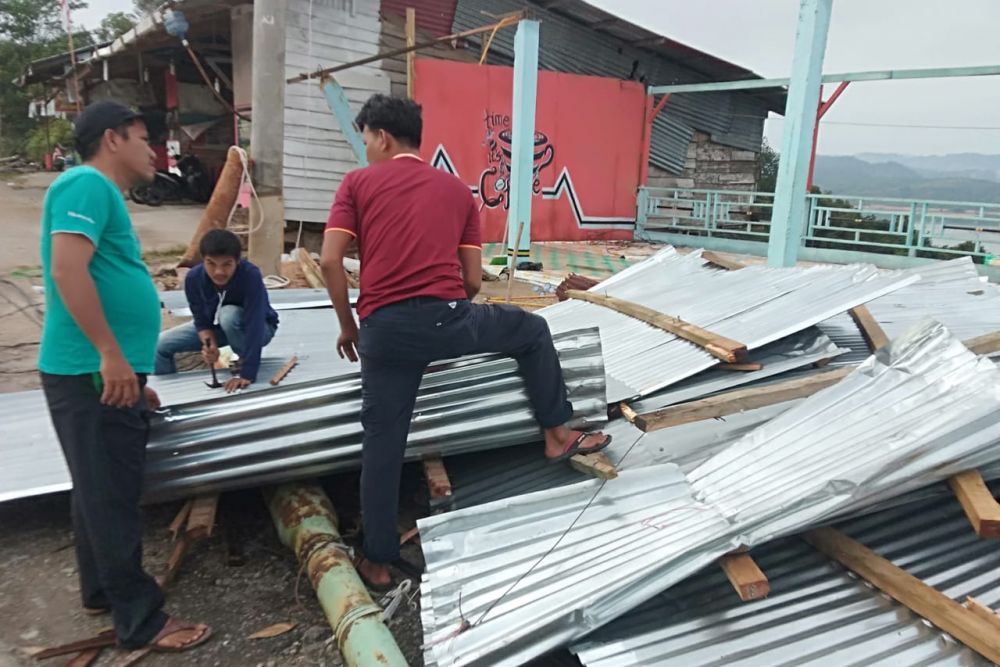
[320,94,610,589]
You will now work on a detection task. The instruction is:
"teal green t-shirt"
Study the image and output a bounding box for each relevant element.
[38,166,161,375]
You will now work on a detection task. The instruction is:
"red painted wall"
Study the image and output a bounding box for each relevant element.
[414,59,646,242]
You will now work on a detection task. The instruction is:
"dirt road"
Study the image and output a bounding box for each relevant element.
[0,171,201,274]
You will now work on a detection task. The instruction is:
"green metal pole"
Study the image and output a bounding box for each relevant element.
[265,483,408,667]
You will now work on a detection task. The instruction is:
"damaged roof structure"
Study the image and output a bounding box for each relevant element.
[4,242,1000,666]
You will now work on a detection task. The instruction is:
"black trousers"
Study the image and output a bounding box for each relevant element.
[358,298,573,564]
[40,372,167,649]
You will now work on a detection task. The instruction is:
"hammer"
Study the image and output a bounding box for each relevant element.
[203,338,223,389]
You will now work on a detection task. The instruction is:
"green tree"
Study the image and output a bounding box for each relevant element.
[757,139,778,192]
[0,0,91,154]
[132,0,159,15]
[94,10,135,42]
[25,116,73,160]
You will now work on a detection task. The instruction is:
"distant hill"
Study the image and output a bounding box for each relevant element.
[813,155,1000,203]
[855,153,1000,182]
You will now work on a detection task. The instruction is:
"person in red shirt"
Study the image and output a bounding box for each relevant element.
[320,95,610,589]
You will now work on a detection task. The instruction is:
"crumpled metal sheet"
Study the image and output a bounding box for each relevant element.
[418,320,1000,667]
[819,256,1000,366]
[159,287,359,317]
[0,328,606,503]
[573,486,1000,667]
[539,247,916,401]
[143,327,607,501]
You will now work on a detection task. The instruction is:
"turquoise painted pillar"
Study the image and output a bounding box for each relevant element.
[320,76,369,166]
[507,19,540,266]
[767,0,833,267]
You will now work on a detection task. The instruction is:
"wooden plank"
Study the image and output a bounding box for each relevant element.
[701,251,747,271]
[848,305,890,352]
[634,368,852,432]
[423,457,452,499]
[963,597,1000,633]
[718,362,764,372]
[405,8,416,98]
[619,401,638,424]
[33,632,116,660]
[805,527,1000,664]
[296,247,326,288]
[569,452,618,480]
[158,534,190,589]
[964,331,1000,356]
[948,470,1000,539]
[269,355,299,386]
[565,289,747,363]
[719,552,769,601]
[186,494,219,540]
[63,647,103,667]
[168,499,194,541]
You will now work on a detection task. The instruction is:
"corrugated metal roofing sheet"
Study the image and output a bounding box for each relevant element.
[574,488,1000,667]
[819,256,1000,366]
[144,327,606,500]
[418,320,1000,667]
[380,0,457,37]
[539,247,916,402]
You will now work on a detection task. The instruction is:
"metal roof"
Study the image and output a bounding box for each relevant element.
[0,317,605,503]
[417,320,1000,667]
[819,256,1000,366]
[144,326,606,500]
[539,247,916,402]
[452,0,783,172]
[573,487,1000,667]
[159,287,358,317]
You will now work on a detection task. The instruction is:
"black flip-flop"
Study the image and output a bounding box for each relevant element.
[548,432,613,463]
[83,606,111,616]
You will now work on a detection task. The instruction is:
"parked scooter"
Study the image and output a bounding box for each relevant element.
[130,152,212,206]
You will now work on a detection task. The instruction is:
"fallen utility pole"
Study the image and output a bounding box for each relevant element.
[565,289,748,363]
[265,483,407,667]
[805,527,1000,664]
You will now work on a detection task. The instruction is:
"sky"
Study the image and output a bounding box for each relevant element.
[75,0,1000,156]
[590,0,1000,156]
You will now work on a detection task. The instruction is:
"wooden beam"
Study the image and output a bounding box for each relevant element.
[619,401,638,424]
[296,247,325,288]
[964,331,1000,356]
[963,597,1000,632]
[805,526,1000,664]
[423,457,452,500]
[719,552,769,601]
[634,367,852,432]
[569,452,618,480]
[565,289,747,363]
[186,494,219,540]
[948,470,1000,539]
[718,362,764,372]
[168,499,194,541]
[848,305,890,352]
[405,8,416,98]
[701,251,747,271]
[269,355,299,386]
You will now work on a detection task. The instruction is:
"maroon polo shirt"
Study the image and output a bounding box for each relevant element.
[325,154,482,320]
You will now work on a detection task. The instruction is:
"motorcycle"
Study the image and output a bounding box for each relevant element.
[130,153,212,206]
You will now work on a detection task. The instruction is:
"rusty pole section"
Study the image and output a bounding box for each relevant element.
[265,483,408,667]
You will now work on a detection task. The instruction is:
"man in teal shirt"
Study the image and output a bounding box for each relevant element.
[39,101,210,653]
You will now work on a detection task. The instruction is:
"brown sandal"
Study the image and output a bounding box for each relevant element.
[148,618,213,653]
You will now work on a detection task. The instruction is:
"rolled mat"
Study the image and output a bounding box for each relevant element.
[178,146,246,268]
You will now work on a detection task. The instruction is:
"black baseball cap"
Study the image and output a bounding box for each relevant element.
[73,100,144,151]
